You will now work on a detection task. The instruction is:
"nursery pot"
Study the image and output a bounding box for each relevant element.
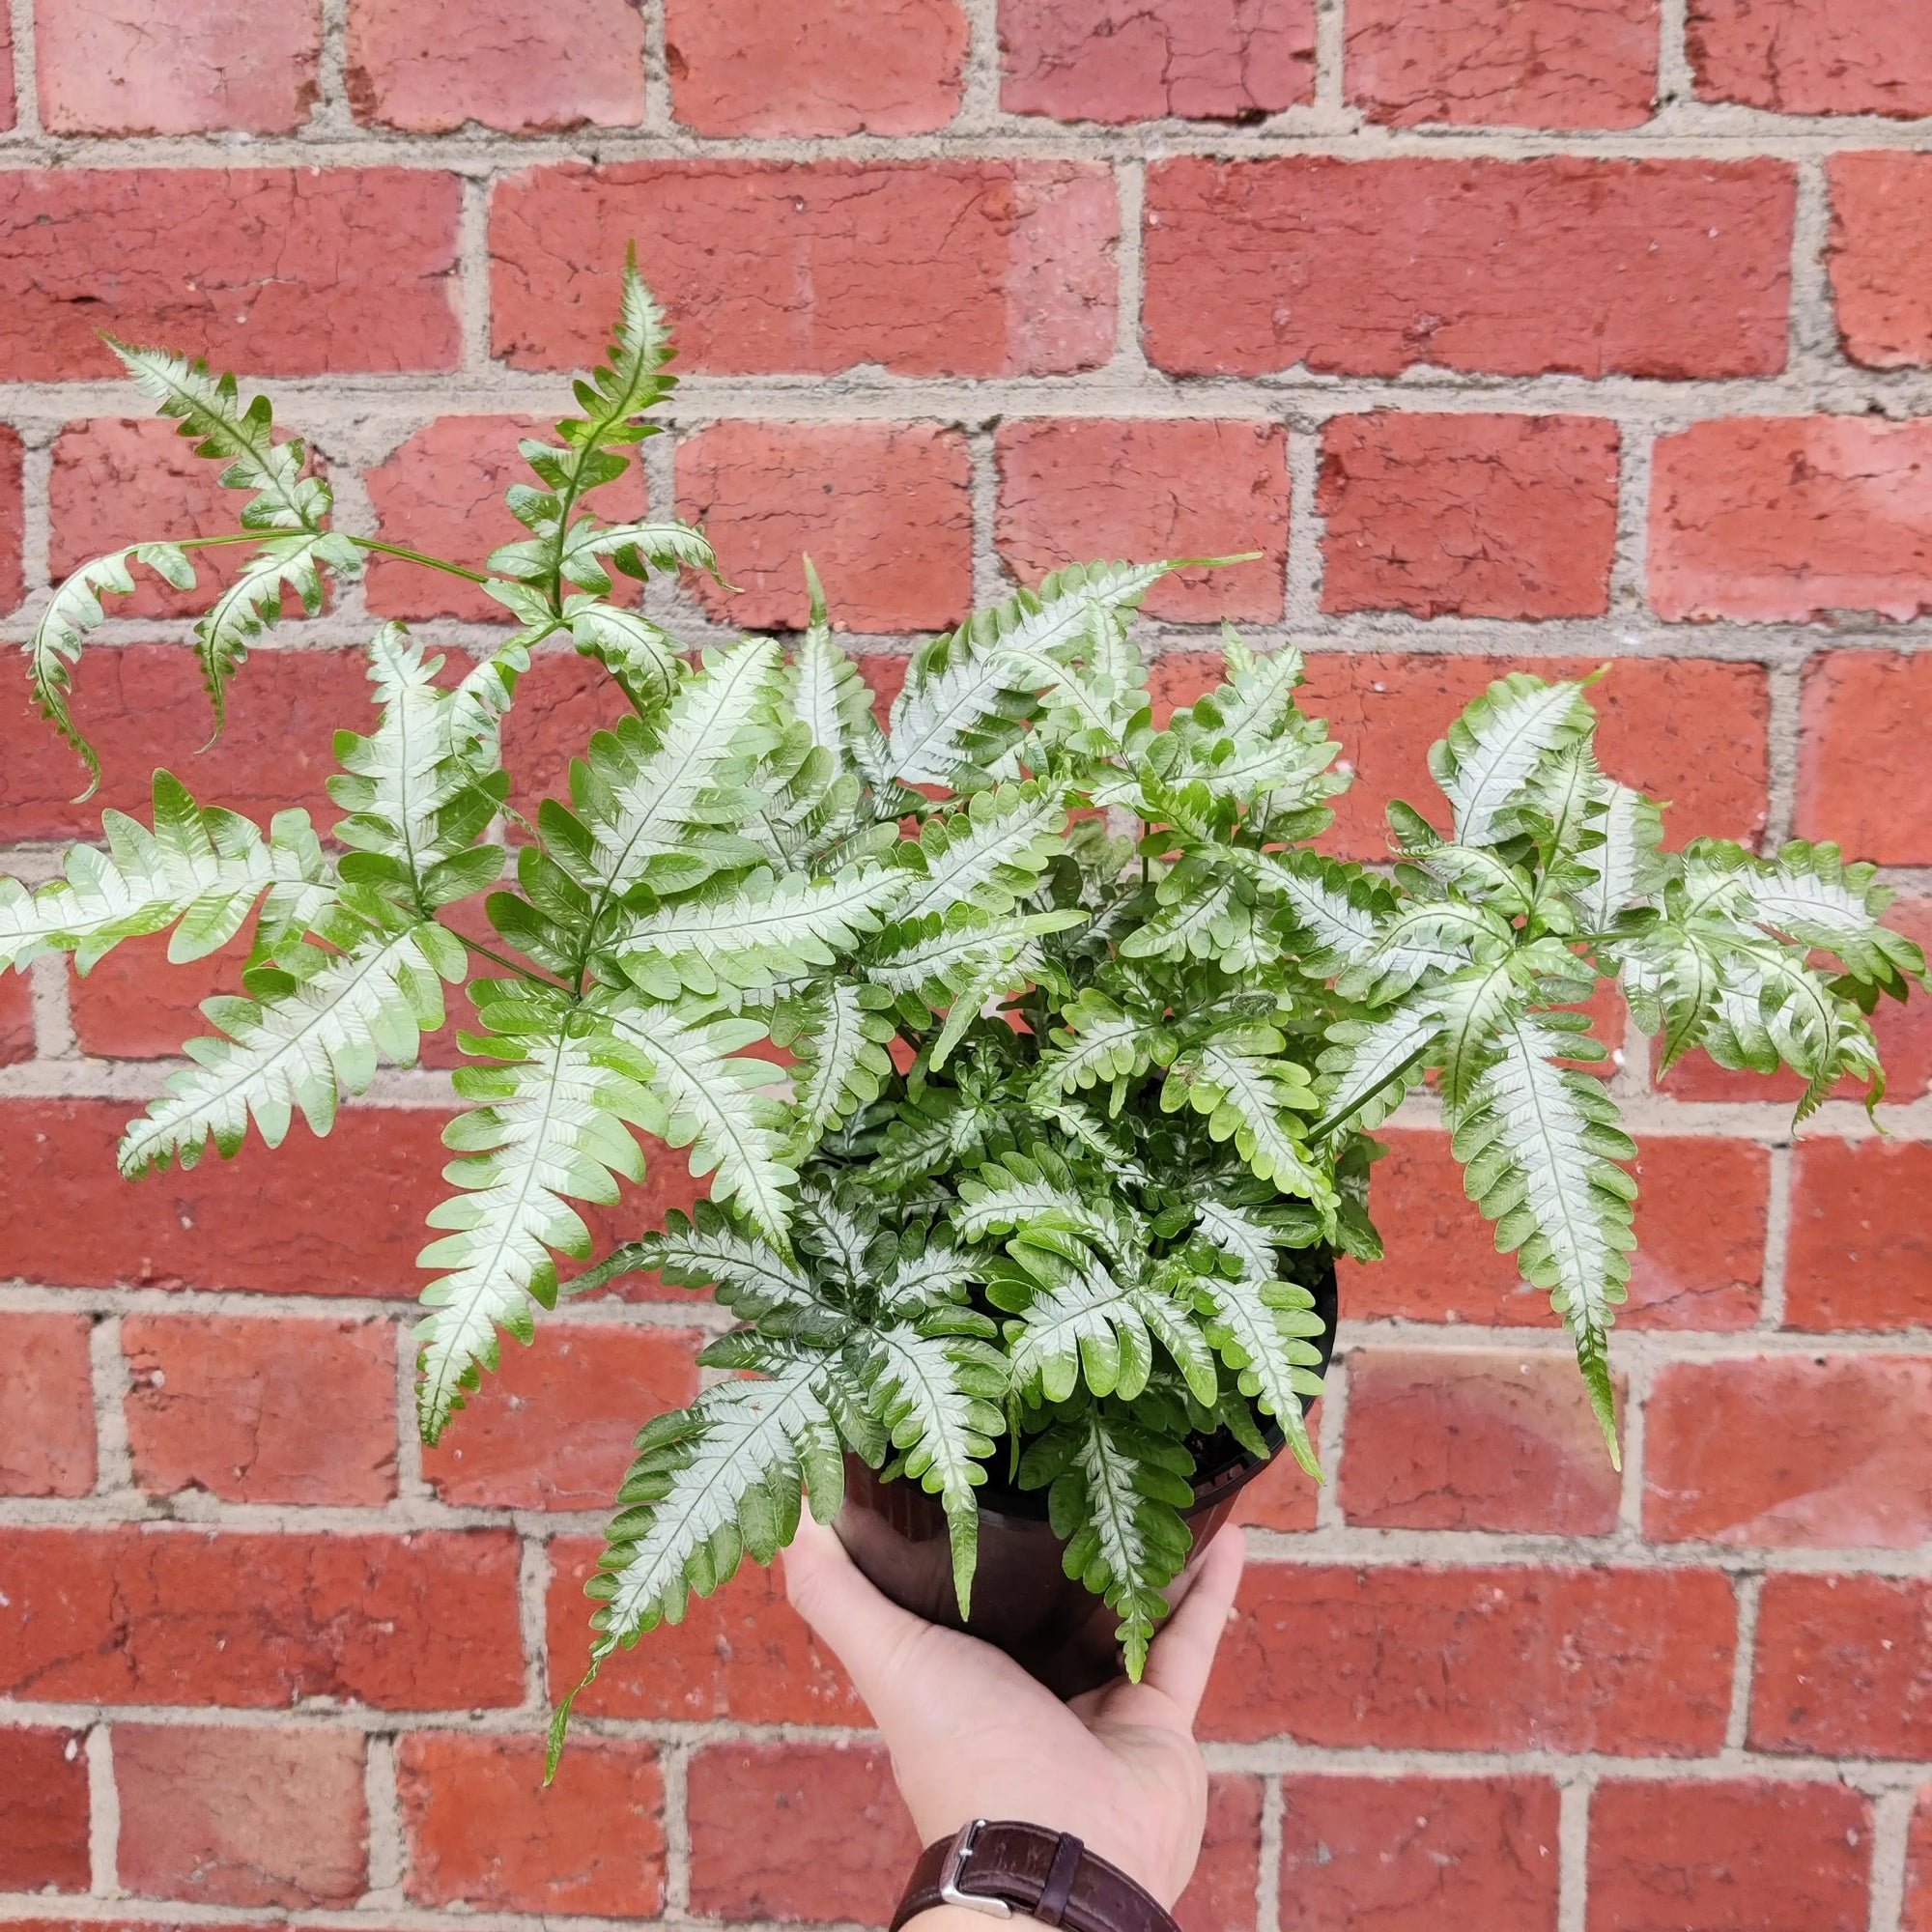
[834,1256,1340,1698]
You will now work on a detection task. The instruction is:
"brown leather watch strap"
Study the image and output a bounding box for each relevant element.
[890,1820,1179,1932]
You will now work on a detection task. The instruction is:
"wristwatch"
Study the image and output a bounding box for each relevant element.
[891,1819,1179,1932]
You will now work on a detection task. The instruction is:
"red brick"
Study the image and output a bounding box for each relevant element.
[1800,651,1932,864]
[995,419,1287,623]
[1656,417,1932,624]
[1347,0,1657,128]
[0,966,31,1064]
[1178,1777,1263,1932]
[669,0,963,133]
[1751,1574,1932,1760]
[0,1313,96,1498]
[676,422,973,632]
[1,643,370,843]
[1319,412,1619,619]
[1690,0,1932,116]
[0,169,460,381]
[1787,1139,1932,1331]
[424,1324,699,1508]
[1233,1415,1320,1531]
[49,417,328,622]
[1828,154,1932,370]
[1587,1779,1870,1932]
[548,1537,867,1724]
[365,413,646,622]
[1278,1776,1560,1932]
[123,1314,396,1506]
[1645,1356,1932,1548]
[688,1742,918,1923]
[1337,1131,1765,1331]
[1910,1791,1932,1932]
[1144,157,1792,379]
[1000,0,1314,121]
[0,422,23,612]
[397,1733,664,1914]
[37,0,320,133]
[0,1728,90,1892]
[0,1526,523,1707]
[1258,654,1768,862]
[492,161,1118,378]
[1340,1348,1623,1535]
[1201,1563,1735,1752]
[116,1725,365,1908]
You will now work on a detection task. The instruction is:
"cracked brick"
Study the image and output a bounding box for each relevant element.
[1828,152,1932,370]
[669,0,965,134]
[1690,0,1932,117]
[1000,0,1315,123]
[1144,156,1793,379]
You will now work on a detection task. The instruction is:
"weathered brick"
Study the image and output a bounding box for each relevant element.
[365,414,647,622]
[1319,412,1619,619]
[1232,1416,1320,1531]
[397,1734,665,1914]
[0,1313,96,1498]
[0,169,460,380]
[1000,0,1314,122]
[1829,153,1932,370]
[492,161,1118,377]
[548,1538,867,1725]
[669,0,964,134]
[37,0,321,133]
[1787,1138,1932,1331]
[1751,1574,1932,1761]
[1200,1563,1735,1752]
[1278,1776,1560,1932]
[1335,1130,1765,1331]
[1144,157,1792,378]
[1690,0,1932,117]
[1799,652,1932,864]
[1179,1777,1264,1932]
[0,1526,524,1707]
[347,0,644,130]
[50,417,325,621]
[0,965,31,1064]
[1654,418,1932,624]
[688,1742,918,1923]
[1586,1779,1870,1932]
[0,423,23,613]
[423,1324,700,1508]
[0,1728,90,1892]
[996,419,1289,623]
[1910,1790,1932,1932]
[1,643,368,844]
[123,1314,397,1506]
[1644,1356,1932,1548]
[115,1725,365,1909]
[1340,1348,1623,1535]
[676,422,973,632]
[1265,655,1769,862]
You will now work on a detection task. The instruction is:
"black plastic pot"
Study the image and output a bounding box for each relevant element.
[835,1256,1340,1696]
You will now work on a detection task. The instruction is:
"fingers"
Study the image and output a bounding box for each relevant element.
[781,1514,935,1725]
[1140,1525,1245,1726]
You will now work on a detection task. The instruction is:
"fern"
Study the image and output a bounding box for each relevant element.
[10,260,1920,1742]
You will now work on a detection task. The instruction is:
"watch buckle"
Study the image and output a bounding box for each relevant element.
[939,1819,1014,1918]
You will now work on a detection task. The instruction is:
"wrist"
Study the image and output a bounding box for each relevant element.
[892,1819,1180,1932]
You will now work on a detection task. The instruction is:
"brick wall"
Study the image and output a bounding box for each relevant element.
[1,3,1930,1929]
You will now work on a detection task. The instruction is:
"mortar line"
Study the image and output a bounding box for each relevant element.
[1788,156,1838,377]
[1608,416,1654,619]
[86,1721,118,1897]
[313,0,352,134]
[520,1532,554,1713]
[457,174,495,377]
[1112,158,1148,375]
[1764,656,1804,848]
[1656,0,1692,111]
[27,951,75,1060]
[1556,1776,1591,1932]
[88,1311,134,1498]
[1314,0,1349,118]
[1256,1774,1284,1932]
[1759,1141,1794,1332]
[640,0,674,136]
[363,1732,406,1903]
[393,1312,427,1501]
[1865,1786,1916,1932]
[958,0,1005,131]
[968,421,1004,610]
[7,0,39,140]
[1723,1571,1765,1751]
[661,1742,694,1915]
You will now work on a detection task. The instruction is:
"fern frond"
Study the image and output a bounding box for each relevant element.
[588,1201,843,1334]
[0,773,324,974]
[1312,1004,1442,1137]
[952,1147,1136,1262]
[566,600,681,712]
[1002,1260,1210,1406]
[785,978,898,1151]
[30,543,196,791]
[1187,1268,1325,1478]
[1728,839,1926,990]
[1428,673,1595,846]
[1231,848,1390,974]
[195,531,362,729]
[1165,1035,1331,1201]
[415,992,659,1441]
[892,782,1065,926]
[1031,990,1170,1100]
[789,556,891,783]
[118,898,462,1176]
[1574,781,1665,930]
[1447,1014,1635,1460]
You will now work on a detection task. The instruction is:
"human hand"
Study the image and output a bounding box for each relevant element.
[781,1512,1246,1914]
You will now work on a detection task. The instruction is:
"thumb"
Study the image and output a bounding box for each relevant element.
[781,1513,936,1726]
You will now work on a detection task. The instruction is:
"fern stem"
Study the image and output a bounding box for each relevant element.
[348,537,494,586]
[449,928,570,991]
